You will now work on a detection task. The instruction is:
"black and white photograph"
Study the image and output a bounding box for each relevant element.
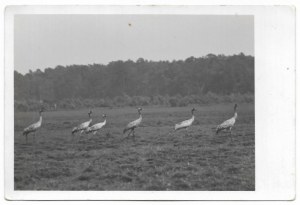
[4,4,296,201]
[13,12,255,191]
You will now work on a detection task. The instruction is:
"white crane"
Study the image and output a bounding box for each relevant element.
[23,108,44,143]
[123,108,142,137]
[174,108,196,132]
[72,110,92,135]
[85,114,107,135]
[216,104,238,135]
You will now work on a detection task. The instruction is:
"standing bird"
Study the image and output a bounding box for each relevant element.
[72,110,93,135]
[86,114,107,135]
[216,104,238,135]
[174,108,196,133]
[23,108,44,144]
[123,108,142,137]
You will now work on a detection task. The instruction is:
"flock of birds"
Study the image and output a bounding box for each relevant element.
[22,104,238,143]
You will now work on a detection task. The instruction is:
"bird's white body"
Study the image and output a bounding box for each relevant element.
[23,115,42,136]
[174,108,196,131]
[23,109,44,143]
[72,118,92,134]
[126,116,142,130]
[86,119,106,135]
[216,113,237,132]
[175,115,194,130]
[123,108,142,136]
[216,104,238,134]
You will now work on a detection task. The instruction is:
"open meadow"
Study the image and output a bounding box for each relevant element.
[14,103,254,191]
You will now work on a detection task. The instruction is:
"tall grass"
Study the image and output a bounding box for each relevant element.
[15,93,254,112]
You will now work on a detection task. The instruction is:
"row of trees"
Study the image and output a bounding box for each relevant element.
[15,53,254,110]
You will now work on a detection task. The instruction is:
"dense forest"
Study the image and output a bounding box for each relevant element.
[14,53,254,111]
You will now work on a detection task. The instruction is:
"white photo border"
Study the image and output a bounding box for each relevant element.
[5,5,296,200]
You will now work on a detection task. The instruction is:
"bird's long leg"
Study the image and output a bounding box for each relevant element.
[127,129,133,137]
[76,132,81,143]
[215,128,219,136]
[132,129,137,142]
[79,130,84,142]
[86,132,91,140]
[185,127,189,137]
[70,132,75,143]
[229,127,233,143]
[73,132,77,142]
[33,133,37,167]
[25,134,28,144]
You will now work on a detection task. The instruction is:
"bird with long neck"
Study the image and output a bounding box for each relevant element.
[123,108,142,137]
[174,108,196,132]
[86,114,107,135]
[23,108,45,144]
[216,104,238,135]
[72,110,93,136]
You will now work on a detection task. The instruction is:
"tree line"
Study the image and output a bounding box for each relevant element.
[14,53,254,111]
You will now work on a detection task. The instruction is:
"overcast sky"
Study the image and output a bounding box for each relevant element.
[14,15,254,74]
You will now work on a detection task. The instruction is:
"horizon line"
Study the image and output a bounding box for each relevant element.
[15,52,254,75]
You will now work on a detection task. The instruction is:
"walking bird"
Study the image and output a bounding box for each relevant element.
[85,114,107,135]
[72,110,93,135]
[23,108,44,143]
[123,108,142,137]
[216,104,238,135]
[174,108,196,132]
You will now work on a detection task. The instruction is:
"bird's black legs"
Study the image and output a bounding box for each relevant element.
[76,133,81,143]
[78,130,84,142]
[127,129,134,137]
[33,133,37,163]
[125,129,136,141]
[229,128,233,143]
[25,134,28,144]
[127,130,132,137]
[185,128,190,137]
[132,129,137,142]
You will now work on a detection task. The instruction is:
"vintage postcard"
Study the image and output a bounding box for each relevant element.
[4,5,295,200]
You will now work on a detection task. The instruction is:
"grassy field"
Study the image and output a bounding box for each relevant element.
[14,103,255,191]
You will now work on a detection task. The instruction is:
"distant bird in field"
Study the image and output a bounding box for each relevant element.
[72,110,93,135]
[174,108,196,132]
[23,108,44,143]
[123,108,142,137]
[216,104,238,135]
[86,114,107,135]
